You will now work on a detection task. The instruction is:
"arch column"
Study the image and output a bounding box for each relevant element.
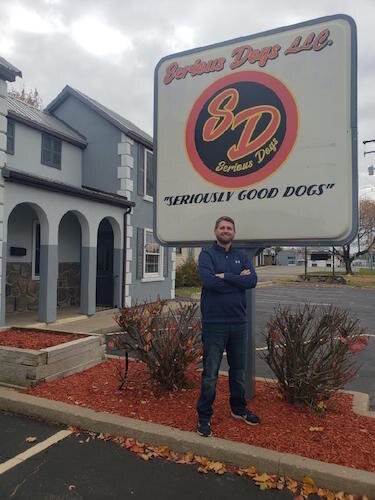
[39,221,58,323]
[80,218,97,316]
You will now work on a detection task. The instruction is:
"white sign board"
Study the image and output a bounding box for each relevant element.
[154,15,357,247]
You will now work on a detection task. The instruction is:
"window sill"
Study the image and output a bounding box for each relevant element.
[143,195,153,203]
[141,276,165,282]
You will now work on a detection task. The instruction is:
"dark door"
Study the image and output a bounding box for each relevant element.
[96,221,114,307]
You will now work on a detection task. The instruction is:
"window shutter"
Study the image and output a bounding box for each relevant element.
[137,144,145,196]
[163,247,168,277]
[136,228,144,279]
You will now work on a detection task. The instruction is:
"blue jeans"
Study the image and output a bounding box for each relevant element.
[197,322,248,423]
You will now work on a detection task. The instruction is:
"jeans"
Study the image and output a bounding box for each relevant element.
[197,322,248,423]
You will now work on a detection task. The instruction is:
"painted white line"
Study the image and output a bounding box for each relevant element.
[0,430,72,475]
[257,299,331,306]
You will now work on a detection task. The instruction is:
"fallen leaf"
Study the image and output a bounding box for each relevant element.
[157,445,170,458]
[139,453,150,461]
[276,477,286,490]
[197,466,208,474]
[242,466,257,477]
[25,436,37,443]
[286,477,298,493]
[68,485,76,491]
[302,476,317,494]
[334,492,345,500]
[254,472,272,483]
[309,426,324,432]
[206,461,226,474]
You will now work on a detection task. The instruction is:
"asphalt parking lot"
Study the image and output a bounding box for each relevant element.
[0,411,293,500]
[253,284,375,407]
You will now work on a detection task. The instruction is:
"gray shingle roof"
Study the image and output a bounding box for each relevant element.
[46,85,153,148]
[7,95,87,147]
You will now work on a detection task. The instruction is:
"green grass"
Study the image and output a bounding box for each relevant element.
[357,268,375,275]
[305,270,346,276]
[175,287,201,298]
[299,268,375,287]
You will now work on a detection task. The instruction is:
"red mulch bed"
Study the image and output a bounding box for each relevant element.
[27,359,375,473]
[0,329,84,350]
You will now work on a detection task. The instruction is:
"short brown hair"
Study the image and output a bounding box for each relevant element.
[215,216,235,230]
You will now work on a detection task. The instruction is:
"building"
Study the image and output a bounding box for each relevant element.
[0,56,175,326]
[277,248,341,268]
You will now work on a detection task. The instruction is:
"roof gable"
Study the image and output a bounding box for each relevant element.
[46,85,153,149]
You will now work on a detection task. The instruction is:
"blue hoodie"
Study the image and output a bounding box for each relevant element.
[198,242,257,324]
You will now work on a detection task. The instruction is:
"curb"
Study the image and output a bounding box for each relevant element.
[0,386,374,496]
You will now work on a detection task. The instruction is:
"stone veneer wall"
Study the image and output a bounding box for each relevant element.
[6,262,80,312]
[57,263,80,308]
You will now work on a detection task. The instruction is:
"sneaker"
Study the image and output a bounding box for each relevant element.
[197,421,212,437]
[231,410,260,425]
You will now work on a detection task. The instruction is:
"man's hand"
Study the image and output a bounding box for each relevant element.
[215,273,224,279]
[240,269,251,276]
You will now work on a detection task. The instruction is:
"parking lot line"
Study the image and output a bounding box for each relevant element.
[257,299,331,306]
[0,429,72,475]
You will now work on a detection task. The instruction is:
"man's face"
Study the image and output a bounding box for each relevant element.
[214,221,235,245]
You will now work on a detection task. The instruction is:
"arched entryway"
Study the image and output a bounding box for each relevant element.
[96,219,114,308]
[5,203,47,322]
[57,212,82,312]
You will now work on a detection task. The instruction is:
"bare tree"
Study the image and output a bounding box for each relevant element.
[335,198,375,274]
[8,86,43,109]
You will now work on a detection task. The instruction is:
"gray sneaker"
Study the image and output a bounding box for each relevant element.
[231,410,260,425]
[197,421,212,437]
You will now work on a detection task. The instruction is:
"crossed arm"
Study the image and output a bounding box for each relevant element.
[198,251,257,293]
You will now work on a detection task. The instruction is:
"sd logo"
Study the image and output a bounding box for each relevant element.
[185,71,298,188]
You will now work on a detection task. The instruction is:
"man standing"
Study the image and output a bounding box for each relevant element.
[197,216,260,437]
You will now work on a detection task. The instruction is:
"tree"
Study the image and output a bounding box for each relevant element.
[335,198,375,274]
[8,86,43,109]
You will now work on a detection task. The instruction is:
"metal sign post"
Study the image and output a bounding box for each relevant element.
[244,248,261,399]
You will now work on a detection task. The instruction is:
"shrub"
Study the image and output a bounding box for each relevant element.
[175,260,201,288]
[113,298,201,392]
[260,304,368,411]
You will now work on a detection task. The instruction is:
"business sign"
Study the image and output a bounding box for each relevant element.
[154,15,357,246]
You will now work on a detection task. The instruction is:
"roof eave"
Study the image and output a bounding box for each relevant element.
[2,167,135,209]
[8,110,88,149]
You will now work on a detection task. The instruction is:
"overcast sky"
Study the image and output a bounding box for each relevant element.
[1,0,375,198]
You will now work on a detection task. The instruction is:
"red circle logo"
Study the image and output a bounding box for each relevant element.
[185,71,298,188]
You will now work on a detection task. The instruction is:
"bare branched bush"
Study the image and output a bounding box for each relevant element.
[113,299,201,392]
[260,304,368,411]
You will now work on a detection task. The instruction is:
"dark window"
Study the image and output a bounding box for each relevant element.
[176,247,182,254]
[311,253,330,261]
[145,149,153,198]
[41,133,61,169]
[7,119,15,155]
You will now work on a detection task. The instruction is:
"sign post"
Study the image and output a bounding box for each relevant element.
[154,14,357,398]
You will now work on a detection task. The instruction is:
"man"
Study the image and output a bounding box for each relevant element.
[196,216,260,437]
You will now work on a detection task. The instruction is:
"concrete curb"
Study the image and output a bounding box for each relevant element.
[0,386,374,495]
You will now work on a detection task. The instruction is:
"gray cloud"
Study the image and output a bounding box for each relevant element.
[2,0,375,198]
